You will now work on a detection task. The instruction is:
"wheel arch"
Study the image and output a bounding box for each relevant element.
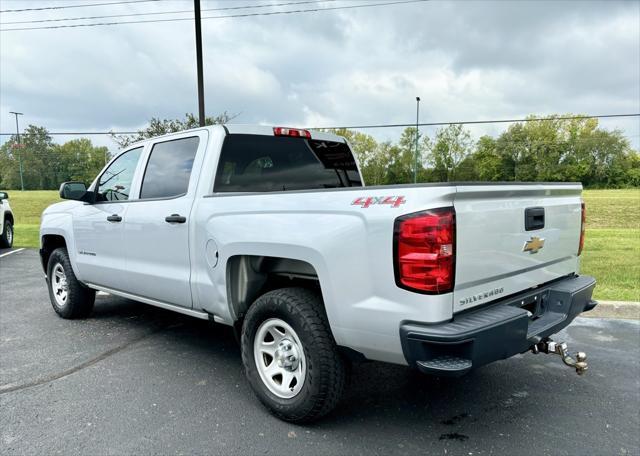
[226,255,326,324]
[3,211,13,225]
[40,234,68,275]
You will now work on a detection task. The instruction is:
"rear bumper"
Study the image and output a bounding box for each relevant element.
[400,275,597,376]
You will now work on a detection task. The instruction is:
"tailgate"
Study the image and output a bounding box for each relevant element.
[453,184,582,313]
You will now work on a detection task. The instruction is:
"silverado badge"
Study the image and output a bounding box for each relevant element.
[523,236,545,254]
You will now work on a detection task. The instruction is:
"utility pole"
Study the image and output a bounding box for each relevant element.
[194,0,206,127]
[414,97,420,184]
[9,111,24,191]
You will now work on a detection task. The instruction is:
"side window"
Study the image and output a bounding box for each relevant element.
[96,147,143,202]
[140,137,200,199]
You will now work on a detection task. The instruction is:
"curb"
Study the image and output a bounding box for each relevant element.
[581,300,640,320]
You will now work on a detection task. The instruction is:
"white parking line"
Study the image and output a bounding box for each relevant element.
[0,248,25,259]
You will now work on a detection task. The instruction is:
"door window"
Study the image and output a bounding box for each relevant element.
[96,147,143,202]
[140,137,200,199]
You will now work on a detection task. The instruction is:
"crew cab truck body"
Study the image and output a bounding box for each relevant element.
[40,125,597,422]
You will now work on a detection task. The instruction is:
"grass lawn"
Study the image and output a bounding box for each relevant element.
[2,188,639,301]
[581,189,640,229]
[581,188,639,301]
[580,229,639,301]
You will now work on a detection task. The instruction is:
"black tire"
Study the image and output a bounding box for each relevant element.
[241,287,347,423]
[46,247,95,319]
[0,220,12,248]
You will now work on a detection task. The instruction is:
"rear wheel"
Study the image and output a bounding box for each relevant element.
[0,220,12,248]
[241,287,347,422]
[47,248,95,319]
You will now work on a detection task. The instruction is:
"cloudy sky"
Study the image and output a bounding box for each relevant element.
[1,0,639,152]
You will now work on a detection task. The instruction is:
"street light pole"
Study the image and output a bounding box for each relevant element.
[194,0,206,127]
[9,111,24,191]
[414,97,420,184]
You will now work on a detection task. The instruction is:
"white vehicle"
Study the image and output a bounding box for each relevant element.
[0,191,14,248]
[40,125,597,422]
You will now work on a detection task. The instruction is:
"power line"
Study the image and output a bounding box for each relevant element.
[1,113,638,136]
[0,0,428,31]
[0,0,333,25]
[312,113,640,130]
[0,0,160,14]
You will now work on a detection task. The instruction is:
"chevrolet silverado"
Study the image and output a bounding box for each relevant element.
[40,125,596,422]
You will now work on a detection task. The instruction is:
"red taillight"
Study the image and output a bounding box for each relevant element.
[394,207,456,294]
[273,127,311,139]
[578,201,586,256]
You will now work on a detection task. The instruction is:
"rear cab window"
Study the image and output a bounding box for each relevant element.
[214,134,362,192]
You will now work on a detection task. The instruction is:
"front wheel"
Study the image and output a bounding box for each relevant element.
[0,220,13,248]
[47,247,95,319]
[241,287,347,422]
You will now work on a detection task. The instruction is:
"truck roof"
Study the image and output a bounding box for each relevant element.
[126,124,346,148]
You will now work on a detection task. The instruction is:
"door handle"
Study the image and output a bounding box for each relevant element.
[106,214,122,222]
[525,207,545,231]
[165,214,187,224]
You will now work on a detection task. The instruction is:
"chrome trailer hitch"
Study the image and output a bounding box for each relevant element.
[530,339,588,375]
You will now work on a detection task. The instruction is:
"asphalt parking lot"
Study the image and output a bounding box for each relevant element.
[1,249,639,455]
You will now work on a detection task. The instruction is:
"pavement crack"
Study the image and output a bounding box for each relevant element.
[0,324,173,395]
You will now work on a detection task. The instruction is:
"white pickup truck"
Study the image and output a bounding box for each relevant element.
[40,125,597,422]
[1,191,14,248]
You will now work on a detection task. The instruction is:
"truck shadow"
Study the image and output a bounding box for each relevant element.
[91,293,241,359]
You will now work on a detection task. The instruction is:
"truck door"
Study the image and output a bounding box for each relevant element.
[73,146,144,290]
[121,131,207,308]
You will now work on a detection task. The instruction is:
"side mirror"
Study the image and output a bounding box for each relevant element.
[59,182,89,201]
[0,191,8,200]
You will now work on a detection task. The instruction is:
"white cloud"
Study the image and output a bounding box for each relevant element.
[1,0,638,153]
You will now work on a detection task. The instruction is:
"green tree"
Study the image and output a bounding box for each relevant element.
[470,136,508,181]
[111,112,236,148]
[493,123,531,181]
[56,138,110,185]
[325,127,429,185]
[490,115,636,186]
[624,151,640,187]
[0,143,19,189]
[576,128,633,187]
[0,125,57,189]
[397,127,431,183]
[428,124,473,181]
[0,128,111,190]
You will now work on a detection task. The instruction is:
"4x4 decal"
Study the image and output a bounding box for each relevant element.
[351,196,406,208]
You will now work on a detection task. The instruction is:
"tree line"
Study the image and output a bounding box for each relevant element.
[1,113,638,190]
[0,113,234,190]
[0,126,109,190]
[331,115,639,188]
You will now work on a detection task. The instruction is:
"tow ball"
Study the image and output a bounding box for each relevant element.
[530,339,588,375]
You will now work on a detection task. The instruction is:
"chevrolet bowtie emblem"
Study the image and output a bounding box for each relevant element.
[523,236,545,254]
